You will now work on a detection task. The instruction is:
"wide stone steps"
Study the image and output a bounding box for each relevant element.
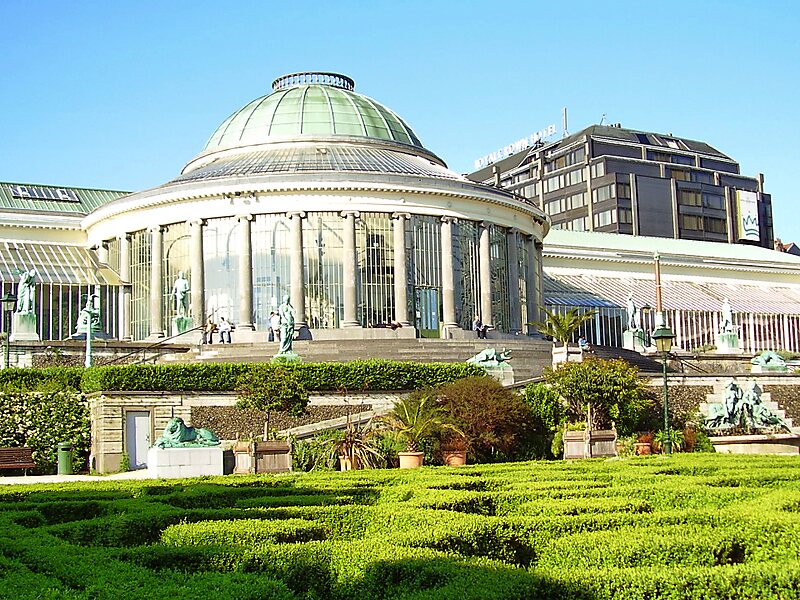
[161,338,554,380]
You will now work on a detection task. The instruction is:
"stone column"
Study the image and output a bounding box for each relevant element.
[507,229,521,334]
[392,212,411,326]
[524,235,538,335]
[479,221,492,325]
[341,211,360,327]
[288,211,308,335]
[189,220,205,327]
[237,215,254,331]
[536,240,545,324]
[118,234,131,341]
[97,241,109,265]
[440,217,458,332]
[149,226,164,338]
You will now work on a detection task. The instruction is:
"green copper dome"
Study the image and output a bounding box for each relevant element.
[203,72,424,151]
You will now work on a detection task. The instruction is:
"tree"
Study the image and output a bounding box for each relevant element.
[435,377,532,462]
[235,366,309,438]
[531,307,597,346]
[543,358,649,435]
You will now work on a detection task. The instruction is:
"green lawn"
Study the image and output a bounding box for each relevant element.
[1,454,799,599]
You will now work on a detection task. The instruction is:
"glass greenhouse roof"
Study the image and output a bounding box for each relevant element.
[0,241,117,286]
[203,72,424,152]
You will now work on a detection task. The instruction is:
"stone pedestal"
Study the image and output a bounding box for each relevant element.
[623,329,646,352]
[171,316,193,337]
[272,351,301,364]
[715,333,741,354]
[147,447,224,478]
[483,364,514,385]
[10,312,39,342]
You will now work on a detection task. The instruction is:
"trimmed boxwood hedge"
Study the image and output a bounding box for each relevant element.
[75,360,484,393]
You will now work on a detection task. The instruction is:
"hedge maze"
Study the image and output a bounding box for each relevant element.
[2,454,800,599]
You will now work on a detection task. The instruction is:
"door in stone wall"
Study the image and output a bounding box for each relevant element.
[125,411,151,469]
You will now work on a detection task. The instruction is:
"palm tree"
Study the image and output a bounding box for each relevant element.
[531,307,597,347]
[379,394,463,453]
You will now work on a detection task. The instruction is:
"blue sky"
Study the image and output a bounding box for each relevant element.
[1,0,798,242]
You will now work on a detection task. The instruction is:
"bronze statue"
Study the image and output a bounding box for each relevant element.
[153,417,220,448]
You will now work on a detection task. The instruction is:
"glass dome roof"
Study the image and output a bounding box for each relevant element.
[203,72,424,152]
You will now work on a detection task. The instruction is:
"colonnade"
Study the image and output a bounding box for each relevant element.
[117,212,542,340]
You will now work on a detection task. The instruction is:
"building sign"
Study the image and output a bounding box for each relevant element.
[8,185,80,202]
[474,124,558,170]
[736,190,760,241]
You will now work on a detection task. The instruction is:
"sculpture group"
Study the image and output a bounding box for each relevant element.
[704,380,791,433]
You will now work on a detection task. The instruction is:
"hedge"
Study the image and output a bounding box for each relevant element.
[78,360,484,393]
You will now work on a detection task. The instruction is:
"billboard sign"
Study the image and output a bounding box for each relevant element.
[736,190,760,241]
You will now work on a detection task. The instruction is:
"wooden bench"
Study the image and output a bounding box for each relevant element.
[0,447,36,475]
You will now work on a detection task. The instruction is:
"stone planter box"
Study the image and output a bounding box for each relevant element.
[564,429,618,459]
[709,433,800,455]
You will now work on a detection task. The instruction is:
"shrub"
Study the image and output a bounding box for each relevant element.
[0,390,90,473]
[544,358,649,434]
[435,377,533,463]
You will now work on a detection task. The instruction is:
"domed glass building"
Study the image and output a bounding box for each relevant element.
[83,72,550,341]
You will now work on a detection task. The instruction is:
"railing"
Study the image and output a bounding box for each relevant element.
[102,326,203,366]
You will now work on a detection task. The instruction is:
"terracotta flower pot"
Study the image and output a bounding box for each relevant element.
[442,450,467,466]
[398,451,424,469]
[634,442,651,456]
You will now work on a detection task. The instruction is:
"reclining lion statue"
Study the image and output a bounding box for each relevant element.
[153,417,220,449]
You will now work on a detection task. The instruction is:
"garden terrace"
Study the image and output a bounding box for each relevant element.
[1,454,799,598]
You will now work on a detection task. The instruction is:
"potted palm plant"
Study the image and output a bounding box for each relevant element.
[439,432,470,466]
[380,393,462,468]
[531,307,597,367]
[327,424,383,471]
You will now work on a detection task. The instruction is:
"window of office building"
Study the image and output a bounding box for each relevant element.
[616,182,631,199]
[593,209,617,228]
[647,150,673,163]
[692,171,713,184]
[680,214,703,231]
[703,193,725,210]
[590,162,605,178]
[619,207,633,224]
[669,168,691,181]
[544,146,585,173]
[553,215,590,231]
[705,217,727,234]
[544,168,585,194]
[545,191,587,215]
[592,183,614,203]
[678,190,702,207]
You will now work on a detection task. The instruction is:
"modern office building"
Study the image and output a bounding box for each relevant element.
[468,124,773,248]
[0,72,549,342]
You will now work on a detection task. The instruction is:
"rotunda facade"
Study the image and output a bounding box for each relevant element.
[83,72,549,341]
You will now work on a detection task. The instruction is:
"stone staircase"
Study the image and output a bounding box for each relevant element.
[160,337,554,381]
[591,346,665,374]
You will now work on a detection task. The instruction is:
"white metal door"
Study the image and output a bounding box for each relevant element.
[125,411,151,469]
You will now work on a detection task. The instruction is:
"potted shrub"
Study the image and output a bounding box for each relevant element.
[652,429,684,454]
[635,432,654,455]
[379,393,461,469]
[439,432,470,467]
[326,424,383,471]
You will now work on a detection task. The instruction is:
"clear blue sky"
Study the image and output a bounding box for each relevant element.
[1,0,798,242]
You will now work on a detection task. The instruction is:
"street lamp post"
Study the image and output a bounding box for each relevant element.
[0,293,17,369]
[652,325,675,455]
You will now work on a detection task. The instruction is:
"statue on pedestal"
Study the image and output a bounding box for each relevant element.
[172,272,190,317]
[719,297,734,334]
[15,268,37,314]
[277,295,296,355]
[625,293,641,331]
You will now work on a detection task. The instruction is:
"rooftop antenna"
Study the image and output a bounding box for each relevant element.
[562,107,569,138]
[599,113,607,126]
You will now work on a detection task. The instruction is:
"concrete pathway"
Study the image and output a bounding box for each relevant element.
[0,469,156,485]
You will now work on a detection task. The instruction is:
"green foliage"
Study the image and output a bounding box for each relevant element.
[544,358,649,435]
[0,367,83,393]
[0,390,89,473]
[379,392,462,452]
[521,382,565,431]
[435,377,533,462]
[531,306,597,345]
[692,429,716,453]
[3,455,800,598]
[80,360,483,393]
[653,429,685,453]
[235,365,309,417]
